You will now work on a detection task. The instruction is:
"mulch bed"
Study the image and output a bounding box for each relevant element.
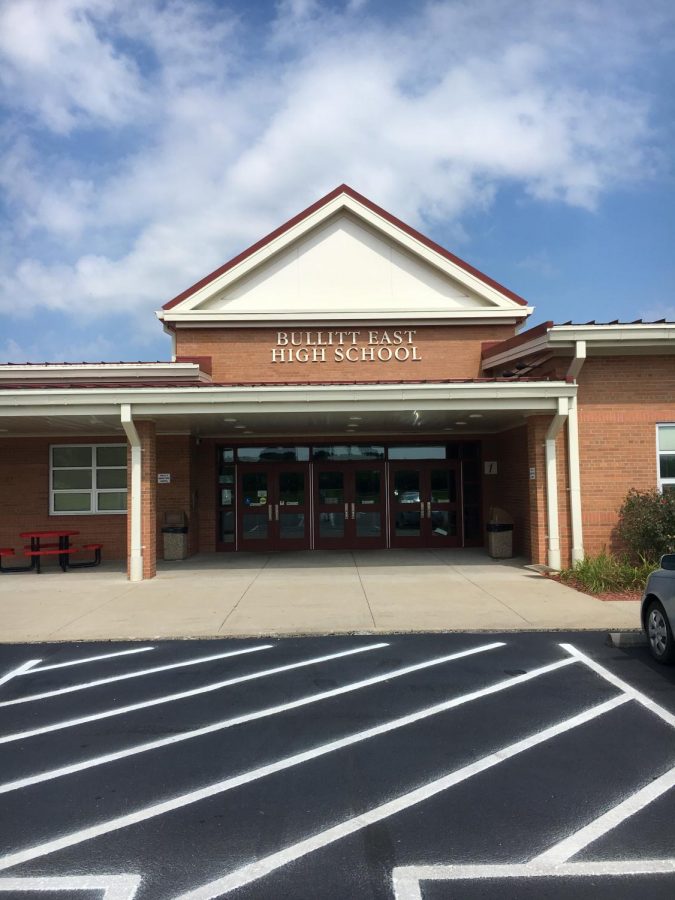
[547,572,641,602]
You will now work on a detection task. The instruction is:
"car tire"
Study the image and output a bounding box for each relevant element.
[646,600,675,665]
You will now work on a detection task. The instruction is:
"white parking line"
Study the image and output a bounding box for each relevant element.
[561,642,675,728]
[0,659,41,689]
[0,645,273,707]
[0,641,512,795]
[392,861,675,900]
[0,874,141,899]
[534,763,675,865]
[27,647,155,673]
[0,644,549,872]
[0,643,388,745]
[172,695,629,899]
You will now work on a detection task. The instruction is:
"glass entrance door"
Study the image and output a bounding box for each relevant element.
[314,464,386,549]
[238,464,309,551]
[389,462,459,548]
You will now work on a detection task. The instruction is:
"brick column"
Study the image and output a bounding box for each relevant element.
[527,416,548,565]
[138,421,157,579]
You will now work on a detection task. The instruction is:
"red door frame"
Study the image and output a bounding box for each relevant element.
[389,460,460,548]
[237,463,310,551]
[314,461,387,550]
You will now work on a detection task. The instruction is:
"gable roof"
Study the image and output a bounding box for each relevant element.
[158,185,533,327]
[162,185,529,313]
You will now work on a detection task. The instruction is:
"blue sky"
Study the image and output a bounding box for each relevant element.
[1,0,674,362]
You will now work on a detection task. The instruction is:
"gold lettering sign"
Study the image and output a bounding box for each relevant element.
[271,330,421,363]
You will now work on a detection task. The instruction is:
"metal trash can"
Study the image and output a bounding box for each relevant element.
[487,507,514,559]
[161,511,189,560]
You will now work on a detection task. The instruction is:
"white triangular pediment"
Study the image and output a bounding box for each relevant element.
[160,191,532,323]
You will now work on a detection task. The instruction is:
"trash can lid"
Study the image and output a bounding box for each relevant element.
[161,526,188,533]
[487,523,513,532]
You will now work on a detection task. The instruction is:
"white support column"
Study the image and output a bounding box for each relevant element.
[566,341,586,565]
[545,397,569,571]
[567,396,584,564]
[121,404,143,582]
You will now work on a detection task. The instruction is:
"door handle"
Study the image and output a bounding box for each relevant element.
[344,502,349,520]
[427,501,431,518]
[275,504,279,522]
[351,502,355,520]
[268,505,273,521]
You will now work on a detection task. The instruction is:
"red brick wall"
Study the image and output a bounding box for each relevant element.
[175,324,516,383]
[483,425,530,557]
[155,435,195,558]
[577,356,675,556]
[0,436,127,560]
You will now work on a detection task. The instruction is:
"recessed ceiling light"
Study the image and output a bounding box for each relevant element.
[469,414,483,419]
[234,425,246,430]
[224,418,237,422]
[455,421,467,426]
[349,416,362,421]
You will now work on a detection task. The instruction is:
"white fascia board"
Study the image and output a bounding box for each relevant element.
[162,309,532,325]
[482,323,675,370]
[0,363,203,382]
[158,194,530,318]
[0,382,576,418]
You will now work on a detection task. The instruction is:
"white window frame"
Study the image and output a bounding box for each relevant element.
[657,424,675,493]
[50,444,127,515]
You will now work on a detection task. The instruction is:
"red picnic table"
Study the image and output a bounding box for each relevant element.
[20,530,80,573]
[1,531,103,574]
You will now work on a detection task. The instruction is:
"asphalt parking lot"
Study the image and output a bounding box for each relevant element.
[0,633,673,899]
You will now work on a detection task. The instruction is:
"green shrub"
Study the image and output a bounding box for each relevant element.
[560,551,654,594]
[615,488,675,563]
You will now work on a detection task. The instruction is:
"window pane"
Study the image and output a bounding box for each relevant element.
[242,472,268,506]
[97,469,127,489]
[660,456,675,479]
[97,491,127,511]
[242,512,268,539]
[52,446,91,468]
[279,471,304,505]
[96,445,126,467]
[355,470,380,504]
[312,445,385,460]
[53,469,92,490]
[388,446,445,460]
[659,426,675,452]
[53,492,91,512]
[356,511,381,537]
[318,471,344,504]
[238,446,309,462]
[219,510,235,543]
[393,470,419,502]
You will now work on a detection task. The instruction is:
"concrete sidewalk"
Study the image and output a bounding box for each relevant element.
[0,549,641,642]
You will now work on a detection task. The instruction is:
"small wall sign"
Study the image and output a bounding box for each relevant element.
[157,473,171,484]
[484,461,498,475]
[529,467,536,480]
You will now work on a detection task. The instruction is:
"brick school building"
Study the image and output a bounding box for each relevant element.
[1,186,673,579]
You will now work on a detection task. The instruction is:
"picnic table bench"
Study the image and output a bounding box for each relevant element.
[0,531,103,574]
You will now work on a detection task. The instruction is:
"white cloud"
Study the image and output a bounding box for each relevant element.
[0,0,672,359]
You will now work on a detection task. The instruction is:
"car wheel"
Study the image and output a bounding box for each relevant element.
[646,600,675,665]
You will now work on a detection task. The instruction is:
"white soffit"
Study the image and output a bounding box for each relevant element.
[160,195,532,324]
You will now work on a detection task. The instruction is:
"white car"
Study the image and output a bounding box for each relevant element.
[641,554,675,664]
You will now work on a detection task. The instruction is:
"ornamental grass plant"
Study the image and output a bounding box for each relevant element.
[560,551,655,594]
[560,487,675,595]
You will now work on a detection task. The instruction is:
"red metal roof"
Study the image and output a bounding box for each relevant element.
[162,184,530,311]
[0,376,567,391]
